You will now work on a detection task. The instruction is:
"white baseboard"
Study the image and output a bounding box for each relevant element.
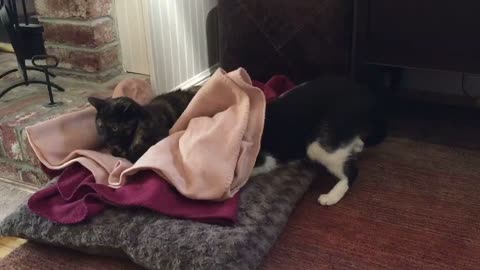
[170,63,219,92]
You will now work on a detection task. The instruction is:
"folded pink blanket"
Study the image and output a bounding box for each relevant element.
[28,163,239,225]
[26,68,266,201]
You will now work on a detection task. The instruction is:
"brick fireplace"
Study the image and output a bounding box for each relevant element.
[0,63,126,188]
[0,0,148,189]
[34,0,122,81]
[0,55,138,188]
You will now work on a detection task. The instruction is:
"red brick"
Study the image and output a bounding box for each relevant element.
[3,111,44,129]
[98,46,121,72]
[42,19,116,48]
[0,125,22,160]
[0,161,21,182]
[93,19,117,47]
[20,169,48,186]
[51,65,123,82]
[18,129,41,166]
[0,137,5,158]
[0,94,45,117]
[35,0,112,19]
[46,44,120,73]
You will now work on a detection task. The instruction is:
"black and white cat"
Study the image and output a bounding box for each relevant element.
[252,76,387,206]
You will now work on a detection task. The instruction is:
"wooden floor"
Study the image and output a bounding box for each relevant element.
[0,237,26,259]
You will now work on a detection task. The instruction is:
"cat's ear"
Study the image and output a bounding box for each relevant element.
[122,102,134,114]
[122,100,147,116]
[88,97,108,111]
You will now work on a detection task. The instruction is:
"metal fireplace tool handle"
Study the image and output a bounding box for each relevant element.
[32,55,63,107]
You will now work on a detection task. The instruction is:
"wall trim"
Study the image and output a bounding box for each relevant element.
[171,63,219,91]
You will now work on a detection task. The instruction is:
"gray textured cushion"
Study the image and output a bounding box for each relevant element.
[0,162,314,270]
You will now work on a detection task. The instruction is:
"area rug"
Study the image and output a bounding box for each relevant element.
[2,134,480,270]
[0,241,143,270]
[260,135,480,270]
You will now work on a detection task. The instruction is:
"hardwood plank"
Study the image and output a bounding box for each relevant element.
[0,237,26,259]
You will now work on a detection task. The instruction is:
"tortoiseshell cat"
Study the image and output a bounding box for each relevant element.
[88,86,199,162]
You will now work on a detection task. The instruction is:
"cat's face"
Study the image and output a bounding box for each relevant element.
[88,96,145,144]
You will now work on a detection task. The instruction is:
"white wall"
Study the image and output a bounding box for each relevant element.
[146,0,218,93]
[115,0,152,75]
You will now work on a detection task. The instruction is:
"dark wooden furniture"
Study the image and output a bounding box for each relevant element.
[218,0,353,83]
[352,0,480,82]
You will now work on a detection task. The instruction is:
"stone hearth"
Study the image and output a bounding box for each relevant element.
[0,53,147,189]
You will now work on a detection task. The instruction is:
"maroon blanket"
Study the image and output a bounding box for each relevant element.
[29,164,239,225]
[27,75,295,225]
[252,75,295,102]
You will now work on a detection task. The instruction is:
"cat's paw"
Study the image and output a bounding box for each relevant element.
[318,193,342,206]
[352,137,364,153]
[251,155,277,177]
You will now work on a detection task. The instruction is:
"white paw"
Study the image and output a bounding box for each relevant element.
[318,193,342,206]
[353,138,364,153]
[251,155,277,177]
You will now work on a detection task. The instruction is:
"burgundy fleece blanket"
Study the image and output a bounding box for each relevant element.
[29,164,240,225]
[252,75,295,102]
[27,74,295,225]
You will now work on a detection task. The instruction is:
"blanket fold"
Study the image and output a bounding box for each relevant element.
[27,68,266,201]
[111,68,266,200]
[28,163,239,225]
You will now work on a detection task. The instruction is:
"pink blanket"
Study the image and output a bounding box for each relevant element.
[26,68,265,201]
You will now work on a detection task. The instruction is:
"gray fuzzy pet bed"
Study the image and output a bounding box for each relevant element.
[0,162,314,270]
